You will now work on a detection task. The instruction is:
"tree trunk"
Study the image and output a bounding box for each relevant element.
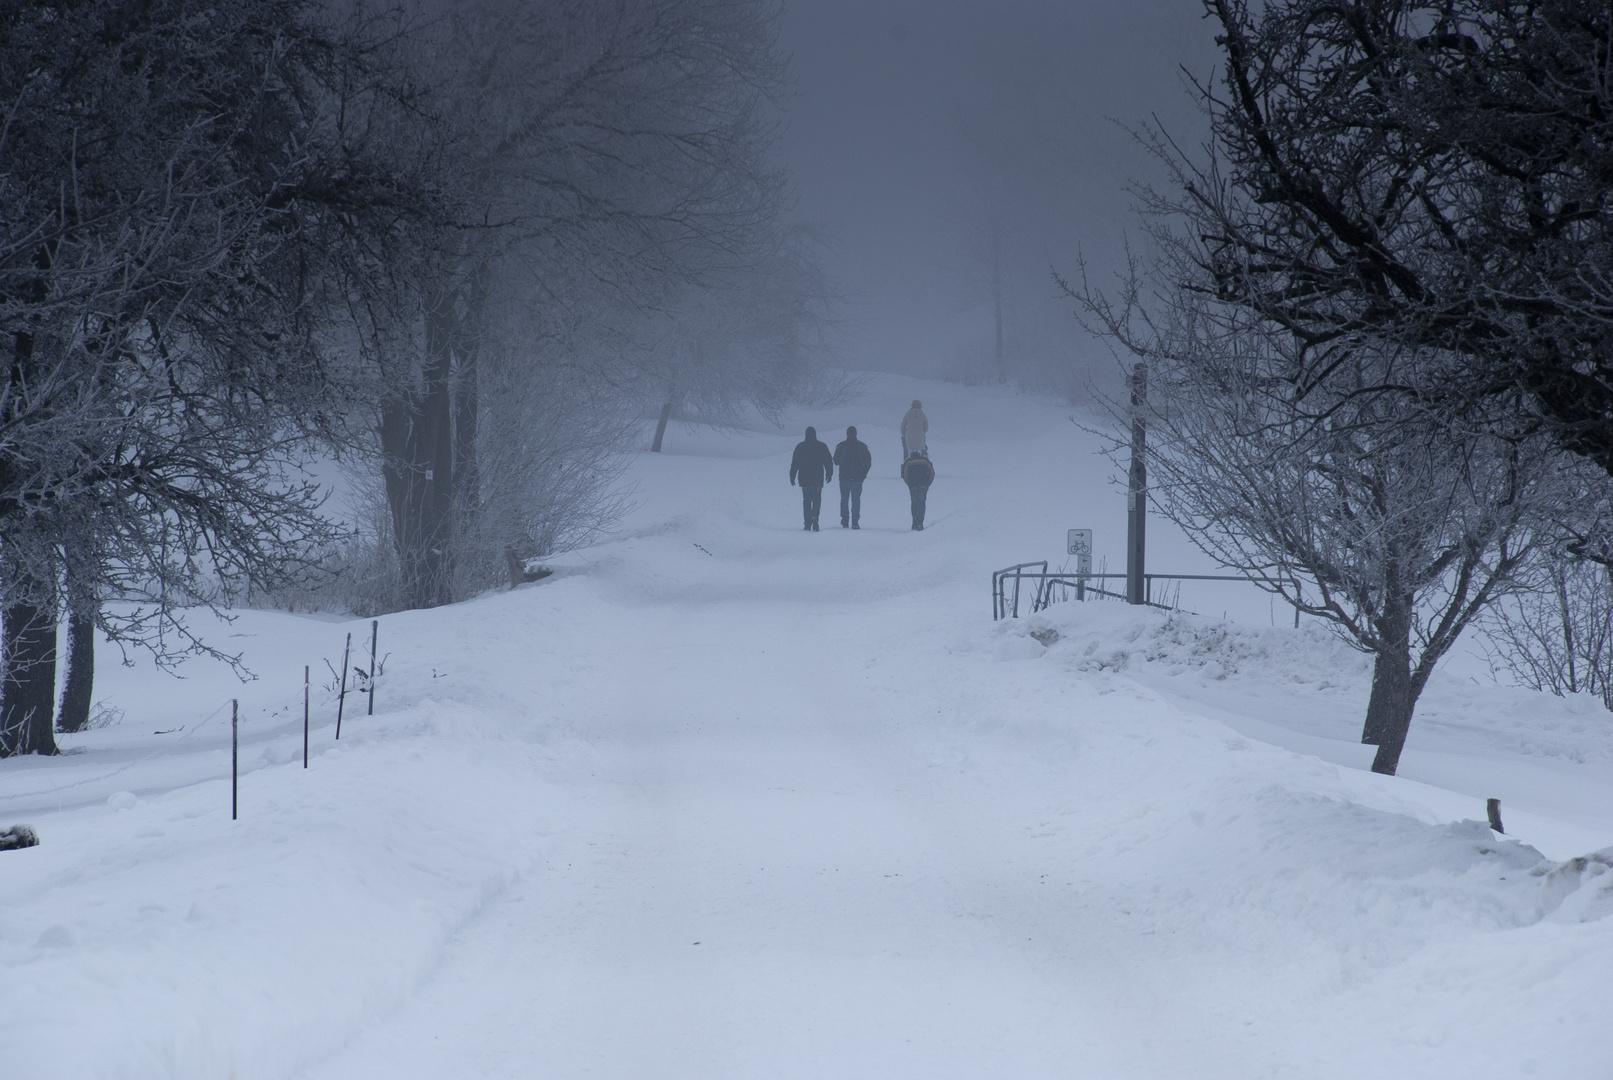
[1,589,58,757]
[1366,601,1417,775]
[419,294,456,605]
[1360,652,1394,744]
[3,262,58,755]
[379,394,428,602]
[650,399,674,452]
[451,335,479,514]
[57,605,95,735]
[380,291,457,610]
[1556,564,1577,693]
[452,271,485,520]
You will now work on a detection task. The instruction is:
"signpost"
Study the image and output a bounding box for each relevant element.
[1066,529,1092,573]
[1067,529,1092,598]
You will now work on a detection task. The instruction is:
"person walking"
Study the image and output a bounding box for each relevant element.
[902,449,934,531]
[789,425,834,531]
[832,425,872,528]
[899,399,928,471]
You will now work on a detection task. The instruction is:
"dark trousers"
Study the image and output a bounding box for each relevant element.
[801,484,823,526]
[839,479,863,523]
[909,484,928,527]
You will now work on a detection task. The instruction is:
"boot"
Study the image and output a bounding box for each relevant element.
[841,517,849,528]
[812,521,820,531]
[852,520,859,529]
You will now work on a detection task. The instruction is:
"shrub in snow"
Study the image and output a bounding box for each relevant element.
[85,702,123,730]
[1484,555,1613,713]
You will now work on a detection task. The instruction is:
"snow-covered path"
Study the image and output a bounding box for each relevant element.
[296,603,1181,1079]
[4,376,1611,1079]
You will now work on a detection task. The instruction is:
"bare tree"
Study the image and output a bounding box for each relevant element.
[1072,268,1546,775]
[333,0,791,609]
[641,231,839,447]
[1486,559,1613,712]
[0,0,358,755]
[1482,461,1613,710]
[1184,0,1613,478]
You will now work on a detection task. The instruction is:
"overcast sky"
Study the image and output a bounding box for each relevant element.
[776,0,1219,392]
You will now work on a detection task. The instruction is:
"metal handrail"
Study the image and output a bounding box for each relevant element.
[991,561,1047,620]
[991,565,1296,621]
[1035,575,1133,608]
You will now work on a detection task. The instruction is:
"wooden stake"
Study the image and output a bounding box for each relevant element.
[336,633,351,739]
[303,665,309,768]
[231,699,239,821]
[1486,798,1504,834]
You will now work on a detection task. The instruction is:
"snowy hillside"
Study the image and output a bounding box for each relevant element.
[3,376,1610,1080]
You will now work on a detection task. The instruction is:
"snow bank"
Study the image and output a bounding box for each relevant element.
[1,699,557,1080]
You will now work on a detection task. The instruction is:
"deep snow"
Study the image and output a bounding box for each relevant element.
[2,375,1610,1079]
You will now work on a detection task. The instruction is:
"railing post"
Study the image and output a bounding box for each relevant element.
[335,632,350,740]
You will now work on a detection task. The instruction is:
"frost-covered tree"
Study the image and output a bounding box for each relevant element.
[1188,0,1613,478]
[335,0,793,609]
[1073,270,1547,775]
[1482,462,1613,710]
[643,233,839,451]
[0,0,356,756]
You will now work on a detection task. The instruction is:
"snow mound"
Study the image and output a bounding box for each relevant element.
[994,600,1613,765]
[1007,602,1369,690]
[1539,847,1613,923]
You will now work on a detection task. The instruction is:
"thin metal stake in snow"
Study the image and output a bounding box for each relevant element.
[367,620,378,716]
[336,633,351,739]
[231,699,239,821]
[303,666,310,768]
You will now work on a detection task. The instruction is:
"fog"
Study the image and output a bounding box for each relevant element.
[778,0,1218,397]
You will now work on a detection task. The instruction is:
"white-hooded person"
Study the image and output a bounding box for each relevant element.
[900,399,928,470]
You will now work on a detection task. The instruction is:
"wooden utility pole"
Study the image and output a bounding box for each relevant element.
[1126,362,1147,605]
[992,232,1006,386]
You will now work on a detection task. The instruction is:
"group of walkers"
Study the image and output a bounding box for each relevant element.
[788,400,935,532]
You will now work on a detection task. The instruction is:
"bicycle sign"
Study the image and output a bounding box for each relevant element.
[1067,529,1093,576]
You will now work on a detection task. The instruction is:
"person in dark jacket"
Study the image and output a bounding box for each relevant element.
[902,449,934,530]
[789,426,834,530]
[832,425,872,528]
